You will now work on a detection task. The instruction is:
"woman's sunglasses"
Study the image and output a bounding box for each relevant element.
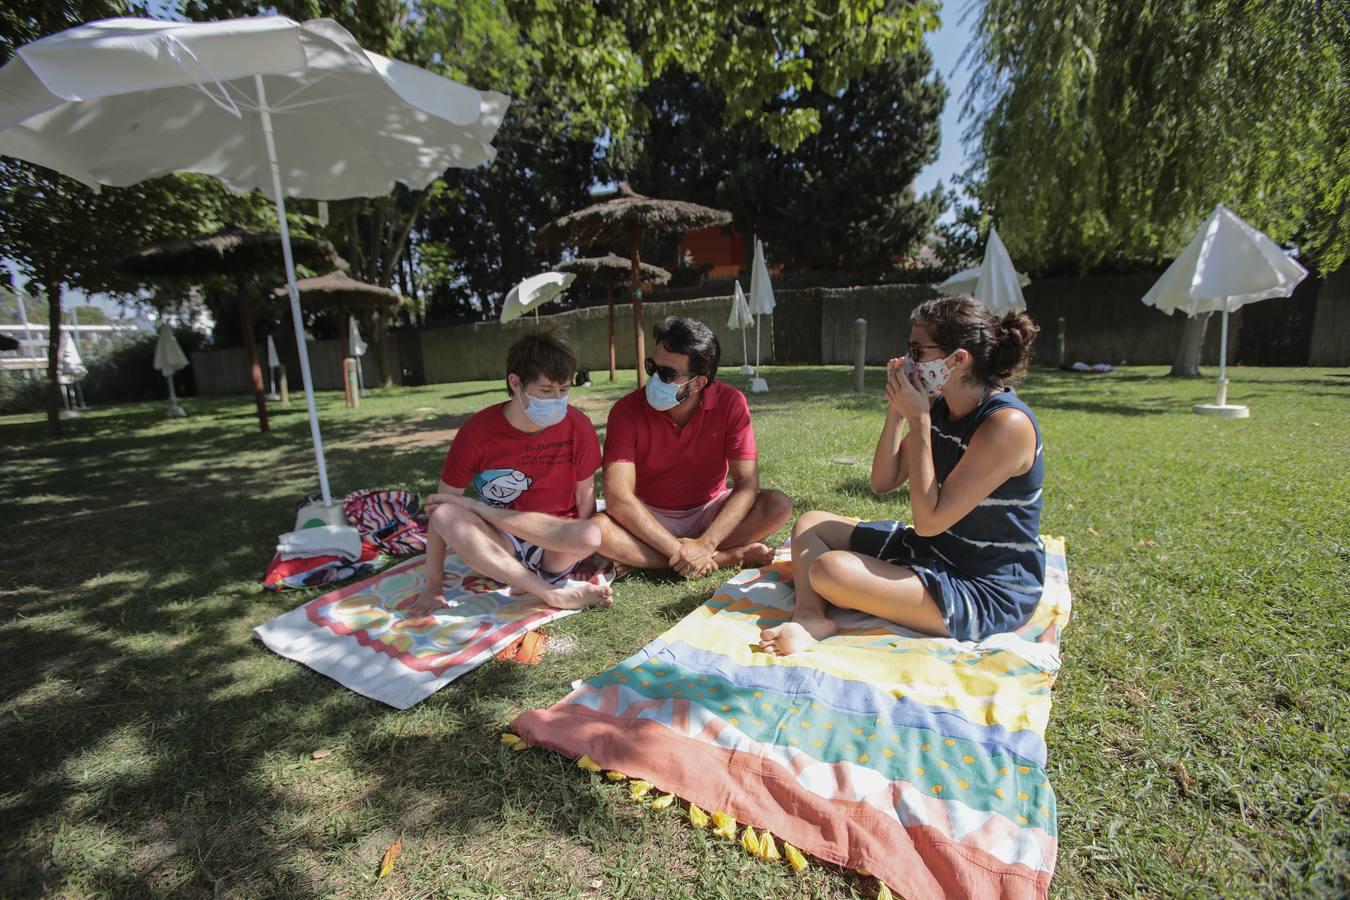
[644,357,698,384]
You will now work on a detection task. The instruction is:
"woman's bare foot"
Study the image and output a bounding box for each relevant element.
[714,543,775,569]
[758,615,838,655]
[541,581,615,610]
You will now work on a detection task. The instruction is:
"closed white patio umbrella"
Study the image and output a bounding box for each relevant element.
[348,315,368,396]
[265,333,281,399]
[500,271,576,323]
[727,280,754,374]
[935,225,1028,314]
[748,237,776,393]
[152,323,189,417]
[0,15,508,507]
[1143,204,1308,417]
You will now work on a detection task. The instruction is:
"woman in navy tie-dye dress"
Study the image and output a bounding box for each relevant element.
[761,296,1045,655]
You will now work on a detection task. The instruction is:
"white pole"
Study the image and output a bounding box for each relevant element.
[1217,303,1230,407]
[256,74,334,507]
[166,373,177,407]
[15,289,35,380]
[741,326,748,367]
[755,315,761,372]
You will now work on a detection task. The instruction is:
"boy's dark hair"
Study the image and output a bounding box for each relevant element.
[505,329,577,395]
[653,316,720,380]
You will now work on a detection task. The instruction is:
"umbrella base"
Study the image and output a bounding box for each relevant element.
[167,404,188,418]
[1192,403,1249,418]
[750,377,769,393]
[739,364,754,375]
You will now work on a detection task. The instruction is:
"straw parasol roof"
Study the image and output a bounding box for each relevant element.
[555,254,671,284]
[119,227,346,435]
[122,225,347,278]
[273,270,403,309]
[537,184,729,386]
[535,184,731,248]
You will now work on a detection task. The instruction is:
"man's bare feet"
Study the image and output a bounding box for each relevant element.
[758,615,838,655]
[714,542,776,570]
[541,581,615,610]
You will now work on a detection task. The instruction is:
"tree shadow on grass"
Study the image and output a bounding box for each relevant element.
[1,398,590,896]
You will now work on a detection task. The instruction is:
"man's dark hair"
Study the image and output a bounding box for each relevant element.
[653,316,720,380]
[505,329,577,395]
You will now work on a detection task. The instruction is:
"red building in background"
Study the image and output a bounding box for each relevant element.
[676,225,746,279]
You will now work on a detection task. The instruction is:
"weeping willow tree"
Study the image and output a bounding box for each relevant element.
[964,0,1349,373]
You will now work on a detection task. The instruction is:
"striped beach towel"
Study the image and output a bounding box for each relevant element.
[513,537,1072,898]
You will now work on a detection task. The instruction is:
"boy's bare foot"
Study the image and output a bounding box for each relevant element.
[758,615,837,655]
[714,543,775,569]
[541,581,615,610]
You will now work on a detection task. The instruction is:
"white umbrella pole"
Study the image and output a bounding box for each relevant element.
[1217,303,1230,406]
[755,316,761,372]
[742,327,748,366]
[257,74,333,508]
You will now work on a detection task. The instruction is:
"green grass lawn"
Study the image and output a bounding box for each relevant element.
[1,366,1346,898]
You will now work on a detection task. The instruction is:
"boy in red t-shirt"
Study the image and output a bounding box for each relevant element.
[402,331,612,615]
[594,316,793,577]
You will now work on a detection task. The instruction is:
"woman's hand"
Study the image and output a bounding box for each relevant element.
[886,358,930,422]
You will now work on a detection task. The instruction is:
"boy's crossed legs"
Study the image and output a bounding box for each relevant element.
[403,494,613,617]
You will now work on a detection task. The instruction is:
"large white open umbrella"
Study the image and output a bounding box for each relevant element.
[153,323,189,417]
[500,271,576,324]
[0,15,508,507]
[748,237,775,393]
[936,225,1028,314]
[727,280,754,374]
[1143,204,1307,417]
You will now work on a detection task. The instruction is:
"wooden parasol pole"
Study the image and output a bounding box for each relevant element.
[606,272,616,381]
[629,227,646,387]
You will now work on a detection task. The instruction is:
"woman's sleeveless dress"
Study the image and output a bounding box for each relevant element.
[849,388,1045,641]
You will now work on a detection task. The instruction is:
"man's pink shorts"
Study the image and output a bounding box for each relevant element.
[645,489,733,539]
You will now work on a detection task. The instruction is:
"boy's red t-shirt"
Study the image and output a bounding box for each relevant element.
[440,403,601,518]
[602,380,757,510]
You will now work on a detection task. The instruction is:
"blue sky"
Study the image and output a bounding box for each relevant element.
[914,1,979,202]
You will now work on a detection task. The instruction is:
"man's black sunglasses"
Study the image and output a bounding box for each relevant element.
[644,357,699,384]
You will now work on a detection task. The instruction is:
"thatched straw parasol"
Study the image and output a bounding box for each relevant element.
[555,254,670,382]
[122,226,347,433]
[537,184,730,386]
[272,271,402,373]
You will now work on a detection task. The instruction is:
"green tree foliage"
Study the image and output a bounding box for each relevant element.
[965,0,1350,272]
[620,46,946,275]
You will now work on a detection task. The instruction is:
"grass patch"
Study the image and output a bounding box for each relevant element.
[1,366,1346,897]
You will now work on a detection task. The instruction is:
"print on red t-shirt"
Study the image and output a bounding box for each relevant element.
[440,403,602,519]
[602,380,757,510]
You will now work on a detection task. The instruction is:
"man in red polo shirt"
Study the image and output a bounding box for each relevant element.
[594,316,792,577]
[402,330,613,616]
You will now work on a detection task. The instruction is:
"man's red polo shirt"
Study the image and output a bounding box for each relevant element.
[602,380,757,510]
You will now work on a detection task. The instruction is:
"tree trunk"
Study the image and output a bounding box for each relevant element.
[629,230,646,388]
[236,272,270,433]
[606,274,616,381]
[1170,311,1212,377]
[43,275,64,435]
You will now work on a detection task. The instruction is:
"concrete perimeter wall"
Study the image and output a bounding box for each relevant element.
[191,271,1347,395]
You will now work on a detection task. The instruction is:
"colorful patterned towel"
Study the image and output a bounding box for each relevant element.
[255,553,612,709]
[513,537,1071,899]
